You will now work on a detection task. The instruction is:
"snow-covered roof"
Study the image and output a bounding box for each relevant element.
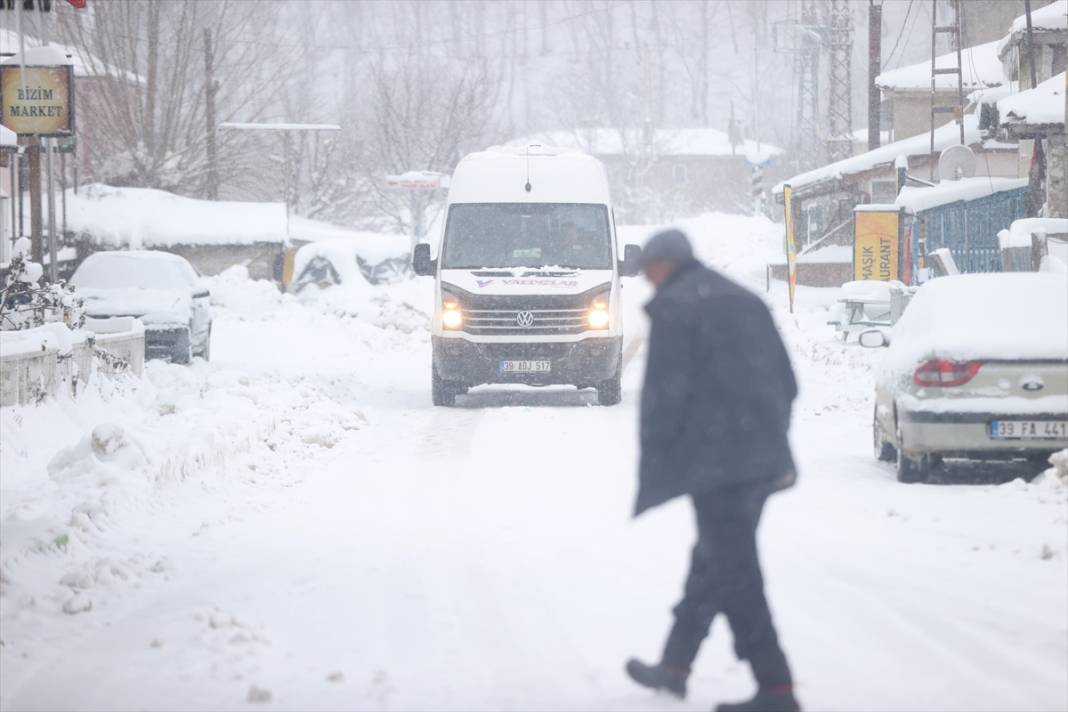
[997,1,1068,58]
[67,184,286,248]
[0,30,142,83]
[998,71,1066,129]
[876,40,1006,93]
[509,127,782,164]
[895,176,1029,213]
[774,114,1011,195]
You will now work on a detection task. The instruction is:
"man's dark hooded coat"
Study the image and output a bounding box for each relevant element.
[635,258,797,516]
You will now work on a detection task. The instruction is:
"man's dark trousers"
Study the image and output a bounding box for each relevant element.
[661,485,792,688]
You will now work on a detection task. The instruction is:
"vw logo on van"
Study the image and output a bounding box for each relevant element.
[516,311,536,328]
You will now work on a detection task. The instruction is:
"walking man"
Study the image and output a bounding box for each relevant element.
[626,229,800,712]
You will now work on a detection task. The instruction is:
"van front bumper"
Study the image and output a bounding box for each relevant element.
[433,335,622,386]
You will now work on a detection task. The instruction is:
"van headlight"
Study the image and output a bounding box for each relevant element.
[587,292,610,329]
[441,290,463,330]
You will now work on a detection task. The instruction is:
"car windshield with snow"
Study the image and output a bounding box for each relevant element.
[70,251,213,364]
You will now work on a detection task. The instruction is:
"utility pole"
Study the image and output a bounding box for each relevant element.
[826,0,854,162]
[26,137,42,264]
[203,28,219,200]
[793,0,822,171]
[868,0,883,151]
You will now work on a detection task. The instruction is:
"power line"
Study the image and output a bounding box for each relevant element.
[883,0,915,69]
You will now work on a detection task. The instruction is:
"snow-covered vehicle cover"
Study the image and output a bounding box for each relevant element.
[877,272,1068,386]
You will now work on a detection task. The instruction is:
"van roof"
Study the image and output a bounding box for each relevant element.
[447,148,611,205]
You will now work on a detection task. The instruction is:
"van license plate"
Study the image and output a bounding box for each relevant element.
[989,420,1068,439]
[500,360,551,373]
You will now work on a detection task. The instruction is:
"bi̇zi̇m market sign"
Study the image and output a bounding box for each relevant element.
[0,65,75,137]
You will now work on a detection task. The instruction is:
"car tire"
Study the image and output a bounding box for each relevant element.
[432,366,458,407]
[895,426,929,483]
[873,409,896,462]
[597,370,622,406]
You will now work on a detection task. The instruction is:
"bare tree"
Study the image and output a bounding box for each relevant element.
[360,54,501,245]
[58,1,302,197]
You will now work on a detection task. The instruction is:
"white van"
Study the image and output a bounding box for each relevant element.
[413,145,642,406]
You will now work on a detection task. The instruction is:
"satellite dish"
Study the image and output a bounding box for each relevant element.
[937,145,976,181]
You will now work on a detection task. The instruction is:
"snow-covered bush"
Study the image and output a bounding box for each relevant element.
[0,240,85,332]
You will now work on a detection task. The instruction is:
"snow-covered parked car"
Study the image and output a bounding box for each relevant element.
[70,251,212,364]
[861,273,1068,483]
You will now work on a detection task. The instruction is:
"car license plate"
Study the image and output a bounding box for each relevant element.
[500,360,551,374]
[989,420,1068,440]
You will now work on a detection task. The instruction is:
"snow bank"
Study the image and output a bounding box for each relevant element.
[66,184,286,248]
[998,217,1068,249]
[896,177,1029,213]
[876,40,1005,92]
[0,322,85,358]
[882,273,1068,375]
[998,72,1067,128]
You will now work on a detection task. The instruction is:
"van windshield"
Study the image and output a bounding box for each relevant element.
[441,203,612,270]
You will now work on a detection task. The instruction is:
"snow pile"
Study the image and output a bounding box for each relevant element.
[0,267,436,633]
[876,39,1006,92]
[998,217,1068,249]
[0,321,85,358]
[618,211,785,284]
[896,177,1029,213]
[998,71,1067,128]
[66,184,286,248]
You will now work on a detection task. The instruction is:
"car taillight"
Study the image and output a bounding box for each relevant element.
[912,359,983,387]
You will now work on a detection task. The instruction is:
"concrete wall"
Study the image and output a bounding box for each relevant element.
[888,92,963,142]
[0,328,145,407]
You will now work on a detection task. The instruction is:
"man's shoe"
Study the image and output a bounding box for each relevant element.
[714,686,801,712]
[624,658,688,699]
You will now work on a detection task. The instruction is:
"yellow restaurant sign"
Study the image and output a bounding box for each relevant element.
[853,208,899,281]
[0,65,74,136]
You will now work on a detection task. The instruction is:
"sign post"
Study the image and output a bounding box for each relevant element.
[783,184,798,313]
[0,53,75,280]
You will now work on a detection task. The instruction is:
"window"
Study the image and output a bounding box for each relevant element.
[672,163,688,186]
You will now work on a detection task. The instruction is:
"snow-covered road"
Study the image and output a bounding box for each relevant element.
[2,216,1066,711]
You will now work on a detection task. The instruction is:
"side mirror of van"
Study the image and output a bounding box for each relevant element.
[412,243,436,276]
[620,244,642,277]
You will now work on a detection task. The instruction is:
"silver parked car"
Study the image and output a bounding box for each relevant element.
[861,273,1068,483]
[70,250,213,364]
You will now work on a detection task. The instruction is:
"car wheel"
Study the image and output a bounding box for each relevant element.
[873,408,896,462]
[895,426,929,483]
[596,369,622,406]
[431,366,458,407]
